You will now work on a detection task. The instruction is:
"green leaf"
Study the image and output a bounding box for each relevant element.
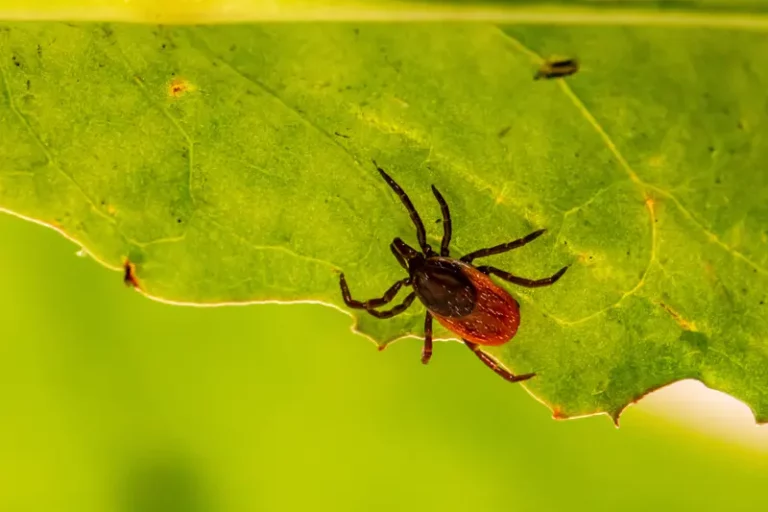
[1,19,767,424]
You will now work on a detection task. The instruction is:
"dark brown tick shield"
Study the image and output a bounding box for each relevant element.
[339,161,568,383]
[427,260,521,346]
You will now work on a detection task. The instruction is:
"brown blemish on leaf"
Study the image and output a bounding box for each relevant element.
[659,302,698,331]
[123,260,140,289]
[552,408,569,420]
[169,77,193,97]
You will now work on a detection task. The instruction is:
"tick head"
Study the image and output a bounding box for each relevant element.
[390,237,423,271]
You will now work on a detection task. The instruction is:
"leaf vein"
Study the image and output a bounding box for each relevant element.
[0,59,116,226]
[187,31,366,175]
[113,43,197,207]
[497,30,658,323]
[203,215,342,272]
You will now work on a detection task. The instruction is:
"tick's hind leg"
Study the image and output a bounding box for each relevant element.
[339,274,416,318]
[339,274,410,309]
[464,340,535,383]
[460,229,546,263]
[476,265,568,288]
[363,292,417,318]
[422,313,433,364]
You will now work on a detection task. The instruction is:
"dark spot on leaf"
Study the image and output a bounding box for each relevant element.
[742,288,747,294]
[680,331,708,352]
[354,28,359,35]
[760,300,764,305]
[534,57,579,80]
[12,55,21,68]
[498,126,511,138]
[715,177,721,184]
[708,145,714,153]
[161,43,166,50]
[229,44,236,52]
[177,218,183,224]
[36,44,42,58]
[99,62,105,68]
[101,24,113,38]
[25,80,30,90]
[123,260,140,289]
[574,152,580,158]
[181,148,188,159]
[334,131,350,139]
[737,121,743,130]
[626,250,630,256]
[435,218,441,224]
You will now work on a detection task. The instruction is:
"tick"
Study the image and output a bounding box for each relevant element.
[339,162,569,383]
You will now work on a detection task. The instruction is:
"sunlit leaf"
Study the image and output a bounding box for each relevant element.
[1,19,766,423]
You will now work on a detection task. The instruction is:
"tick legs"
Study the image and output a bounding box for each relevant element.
[431,185,452,257]
[362,292,417,318]
[460,229,546,264]
[372,160,431,254]
[339,274,417,319]
[464,340,536,383]
[476,265,568,288]
[339,274,410,308]
[422,312,433,364]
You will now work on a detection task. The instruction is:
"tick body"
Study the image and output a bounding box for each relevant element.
[339,162,568,383]
[409,256,520,346]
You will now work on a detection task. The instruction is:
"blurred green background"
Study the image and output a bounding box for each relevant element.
[1,212,767,511]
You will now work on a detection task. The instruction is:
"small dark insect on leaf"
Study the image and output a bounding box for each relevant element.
[339,161,569,384]
[534,57,579,80]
